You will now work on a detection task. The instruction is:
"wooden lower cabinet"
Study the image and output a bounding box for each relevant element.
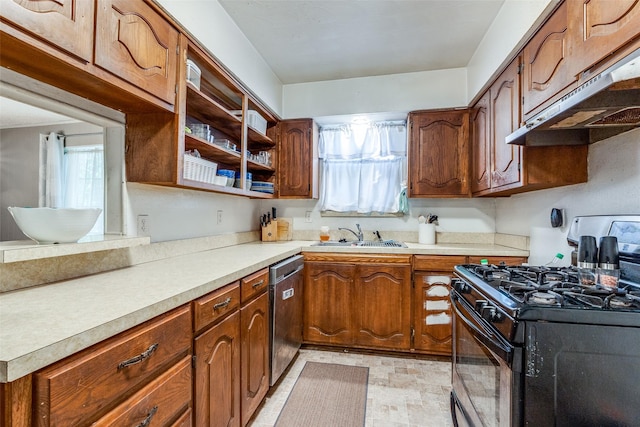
[32,305,192,427]
[240,291,270,426]
[414,255,528,356]
[93,356,192,426]
[303,254,412,351]
[193,310,241,427]
[304,262,355,345]
[413,256,466,356]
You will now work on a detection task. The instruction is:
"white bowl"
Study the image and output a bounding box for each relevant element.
[8,207,102,244]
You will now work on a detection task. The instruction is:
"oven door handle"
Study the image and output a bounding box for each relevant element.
[451,291,513,364]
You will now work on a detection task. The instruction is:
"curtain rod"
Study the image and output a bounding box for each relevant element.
[46,131,104,139]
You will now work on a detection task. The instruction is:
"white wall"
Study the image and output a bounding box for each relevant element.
[126,183,260,242]
[495,129,640,264]
[466,0,556,102]
[155,0,283,115]
[283,68,467,119]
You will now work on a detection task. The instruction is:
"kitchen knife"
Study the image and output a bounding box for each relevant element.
[272,207,277,220]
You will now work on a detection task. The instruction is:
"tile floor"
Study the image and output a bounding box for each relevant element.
[250,349,454,427]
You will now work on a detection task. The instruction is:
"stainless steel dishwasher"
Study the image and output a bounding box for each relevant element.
[269,254,304,386]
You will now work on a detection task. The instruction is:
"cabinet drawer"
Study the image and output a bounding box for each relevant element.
[414,255,466,271]
[34,306,191,427]
[241,268,269,303]
[93,356,192,426]
[193,281,240,333]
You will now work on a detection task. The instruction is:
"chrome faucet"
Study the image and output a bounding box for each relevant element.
[338,223,363,241]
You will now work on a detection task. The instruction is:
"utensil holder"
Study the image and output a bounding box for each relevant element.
[419,223,436,244]
[262,221,278,242]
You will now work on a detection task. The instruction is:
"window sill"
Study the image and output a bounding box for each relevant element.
[0,235,151,263]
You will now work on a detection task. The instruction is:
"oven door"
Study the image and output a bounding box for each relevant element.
[451,289,518,427]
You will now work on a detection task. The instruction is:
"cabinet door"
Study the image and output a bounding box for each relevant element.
[408,110,470,197]
[0,0,94,61]
[490,58,522,190]
[568,0,640,76]
[95,0,179,104]
[240,292,269,426]
[303,262,355,345]
[194,311,241,427]
[414,272,453,356]
[523,2,575,119]
[471,92,491,194]
[355,264,412,350]
[277,119,318,198]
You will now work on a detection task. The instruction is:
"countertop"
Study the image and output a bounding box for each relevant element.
[0,240,528,383]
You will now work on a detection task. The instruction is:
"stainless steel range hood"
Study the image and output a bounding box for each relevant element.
[507,48,640,146]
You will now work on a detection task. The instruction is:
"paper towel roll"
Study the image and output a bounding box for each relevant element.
[419,223,436,244]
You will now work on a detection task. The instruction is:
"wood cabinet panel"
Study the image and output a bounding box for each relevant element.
[470,92,491,194]
[414,255,467,271]
[93,356,192,427]
[193,282,240,334]
[33,306,191,427]
[355,264,412,350]
[523,2,576,119]
[240,268,269,304]
[413,272,453,356]
[408,110,470,197]
[0,0,94,61]
[277,119,318,198]
[568,0,640,77]
[95,0,179,104]
[490,58,523,191]
[194,311,241,427]
[240,291,269,426]
[303,262,355,345]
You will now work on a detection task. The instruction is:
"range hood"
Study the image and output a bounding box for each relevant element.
[507,48,640,146]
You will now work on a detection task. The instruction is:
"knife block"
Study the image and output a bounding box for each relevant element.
[261,221,278,242]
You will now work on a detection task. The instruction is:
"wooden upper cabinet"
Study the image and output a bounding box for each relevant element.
[490,58,522,191]
[567,0,640,78]
[0,0,94,61]
[95,0,179,104]
[470,92,491,194]
[277,119,318,198]
[408,109,471,197]
[522,2,576,119]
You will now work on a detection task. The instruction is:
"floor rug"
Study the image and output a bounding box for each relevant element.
[275,361,369,427]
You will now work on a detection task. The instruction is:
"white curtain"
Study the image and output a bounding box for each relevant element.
[64,145,104,234]
[319,121,407,213]
[42,132,65,208]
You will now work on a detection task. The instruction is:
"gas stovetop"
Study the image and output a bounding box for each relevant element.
[454,263,640,332]
[468,264,640,311]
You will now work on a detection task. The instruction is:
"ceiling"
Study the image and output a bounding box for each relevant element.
[219,0,506,84]
[0,97,77,129]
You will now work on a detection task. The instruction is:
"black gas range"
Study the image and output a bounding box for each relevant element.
[450,215,640,427]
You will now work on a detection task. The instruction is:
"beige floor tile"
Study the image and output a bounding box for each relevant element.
[249,349,454,427]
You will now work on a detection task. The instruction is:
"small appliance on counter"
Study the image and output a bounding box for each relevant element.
[450,214,640,427]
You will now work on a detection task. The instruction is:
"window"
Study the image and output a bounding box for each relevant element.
[39,132,104,235]
[318,120,408,215]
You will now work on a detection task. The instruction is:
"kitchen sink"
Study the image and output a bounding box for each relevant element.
[312,240,407,248]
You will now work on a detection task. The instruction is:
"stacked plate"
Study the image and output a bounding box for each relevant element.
[251,181,274,194]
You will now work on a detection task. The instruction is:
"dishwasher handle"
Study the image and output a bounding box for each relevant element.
[274,264,304,284]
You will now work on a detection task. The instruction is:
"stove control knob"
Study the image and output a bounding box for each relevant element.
[481,305,503,323]
[453,279,471,294]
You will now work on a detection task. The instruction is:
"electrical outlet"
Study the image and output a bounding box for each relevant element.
[137,215,150,237]
[217,210,223,224]
[305,211,312,223]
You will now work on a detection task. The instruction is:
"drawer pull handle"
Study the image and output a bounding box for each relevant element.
[213,297,232,310]
[252,279,265,288]
[117,343,159,370]
[137,405,158,427]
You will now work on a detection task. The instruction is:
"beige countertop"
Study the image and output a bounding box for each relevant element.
[0,240,528,383]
